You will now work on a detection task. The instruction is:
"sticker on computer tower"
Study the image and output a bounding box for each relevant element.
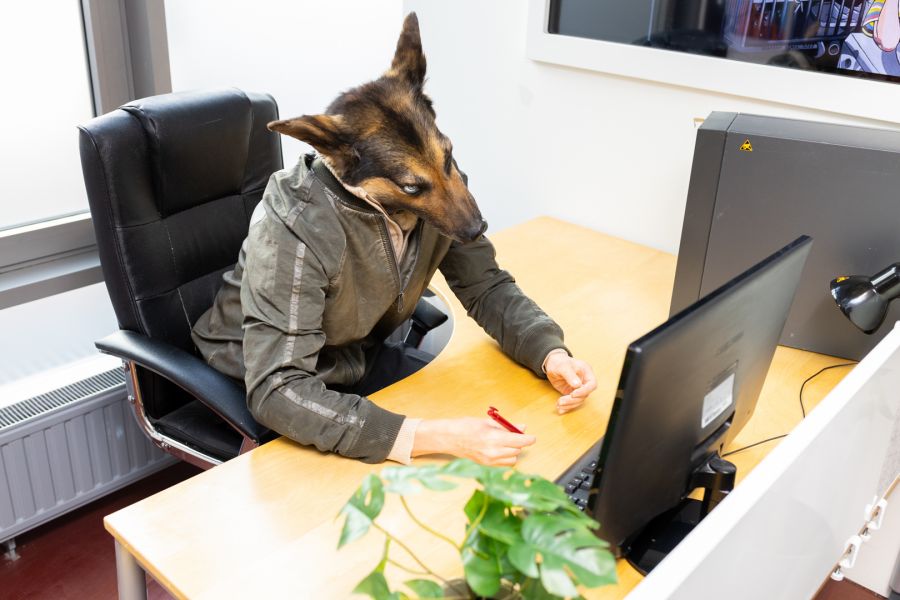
[702,373,735,428]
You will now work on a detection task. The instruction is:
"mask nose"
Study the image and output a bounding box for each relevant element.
[465,219,487,242]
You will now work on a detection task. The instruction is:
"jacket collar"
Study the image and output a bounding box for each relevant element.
[307,153,377,214]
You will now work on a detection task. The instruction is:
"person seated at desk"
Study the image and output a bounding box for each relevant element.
[190,14,597,466]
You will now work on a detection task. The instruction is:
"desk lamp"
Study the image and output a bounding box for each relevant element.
[831,263,900,334]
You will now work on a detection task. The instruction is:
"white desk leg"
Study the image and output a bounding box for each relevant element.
[115,540,147,600]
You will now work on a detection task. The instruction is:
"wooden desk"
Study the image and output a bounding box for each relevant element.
[105,218,851,599]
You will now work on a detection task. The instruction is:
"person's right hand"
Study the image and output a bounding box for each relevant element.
[412,417,536,466]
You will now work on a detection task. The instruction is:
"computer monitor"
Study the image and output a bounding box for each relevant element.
[559,235,812,574]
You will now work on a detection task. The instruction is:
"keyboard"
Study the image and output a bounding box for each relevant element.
[555,437,604,512]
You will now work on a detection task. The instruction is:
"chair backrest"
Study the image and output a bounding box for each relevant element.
[79,89,283,353]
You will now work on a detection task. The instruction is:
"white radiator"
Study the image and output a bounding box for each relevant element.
[0,367,175,544]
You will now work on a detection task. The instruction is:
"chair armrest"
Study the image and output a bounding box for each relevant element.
[96,330,266,442]
[412,298,449,331]
[405,298,450,349]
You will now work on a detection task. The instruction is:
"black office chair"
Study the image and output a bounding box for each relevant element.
[79,89,282,469]
[79,89,449,470]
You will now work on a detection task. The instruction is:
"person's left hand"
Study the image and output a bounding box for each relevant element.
[545,353,597,414]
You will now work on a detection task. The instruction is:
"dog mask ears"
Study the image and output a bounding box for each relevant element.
[267,114,349,155]
[388,12,426,88]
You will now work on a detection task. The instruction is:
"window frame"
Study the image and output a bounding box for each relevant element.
[0,0,171,310]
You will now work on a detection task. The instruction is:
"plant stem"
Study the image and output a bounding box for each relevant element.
[386,558,430,577]
[372,522,451,586]
[387,560,475,599]
[462,493,490,543]
[400,496,461,551]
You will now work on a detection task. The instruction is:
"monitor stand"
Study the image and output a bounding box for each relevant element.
[623,453,737,575]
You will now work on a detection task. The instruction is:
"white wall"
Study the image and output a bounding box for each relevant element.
[165,0,404,163]
[0,284,118,391]
[166,0,900,253]
[403,0,900,253]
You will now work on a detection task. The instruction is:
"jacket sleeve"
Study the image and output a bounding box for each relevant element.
[240,216,404,463]
[438,235,569,377]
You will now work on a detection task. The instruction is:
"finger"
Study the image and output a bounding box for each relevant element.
[488,446,523,459]
[558,363,583,389]
[569,365,598,398]
[492,456,518,467]
[557,395,584,408]
[548,376,574,396]
[495,432,536,448]
[485,418,528,434]
[556,396,584,414]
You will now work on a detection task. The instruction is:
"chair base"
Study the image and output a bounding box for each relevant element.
[123,361,228,469]
[155,401,243,462]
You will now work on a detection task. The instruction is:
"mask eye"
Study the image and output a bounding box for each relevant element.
[401,184,421,195]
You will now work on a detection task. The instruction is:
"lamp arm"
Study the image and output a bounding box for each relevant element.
[871,263,900,300]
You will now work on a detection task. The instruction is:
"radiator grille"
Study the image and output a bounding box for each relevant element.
[0,366,173,543]
[0,368,124,431]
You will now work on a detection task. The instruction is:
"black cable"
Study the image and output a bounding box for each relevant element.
[722,362,856,458]
[722,434,787,457]
[798,362,856,418]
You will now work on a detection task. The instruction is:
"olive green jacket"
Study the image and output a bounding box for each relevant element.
[191,154,567,462]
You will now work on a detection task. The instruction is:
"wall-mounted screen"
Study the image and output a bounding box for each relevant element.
[549,0,900,82]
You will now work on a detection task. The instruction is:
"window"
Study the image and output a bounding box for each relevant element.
[0,3,94,231]
[0,1,170,311]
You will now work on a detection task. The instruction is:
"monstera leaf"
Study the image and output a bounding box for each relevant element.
[382,463,458,495]
[461,527,508,598]
[508,514,616,597]
[461,491,524,597]
[462,462,595,519]
[337,473,385,548]
[340,459,617,600]
[440,458,488,479]
[353,570,408,600]
[353,540,411,600]
[463,490,521,546]
[403,579,444,598]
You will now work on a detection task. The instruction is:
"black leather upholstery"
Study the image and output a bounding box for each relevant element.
[96,330,267,441]
[79,89,283,461]
[79,89,281,353]
[406,296,449,347]
[156,401,243,461]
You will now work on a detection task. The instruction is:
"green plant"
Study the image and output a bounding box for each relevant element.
[337,459,617,599]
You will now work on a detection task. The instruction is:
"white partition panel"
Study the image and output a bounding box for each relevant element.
[628,324,900,600]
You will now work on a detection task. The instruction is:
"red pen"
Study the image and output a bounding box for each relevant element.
[487,406,524,434]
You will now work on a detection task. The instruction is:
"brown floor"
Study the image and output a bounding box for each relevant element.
[0,460,890,599]
[1,461,200,600]
[817,578,888,600]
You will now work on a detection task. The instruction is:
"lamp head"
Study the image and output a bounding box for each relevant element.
[830,275,889,334]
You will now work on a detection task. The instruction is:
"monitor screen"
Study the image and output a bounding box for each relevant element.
[587,235,813,565]
[549,0,900,83]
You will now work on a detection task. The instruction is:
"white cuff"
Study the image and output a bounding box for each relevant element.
[386,418,423,465]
